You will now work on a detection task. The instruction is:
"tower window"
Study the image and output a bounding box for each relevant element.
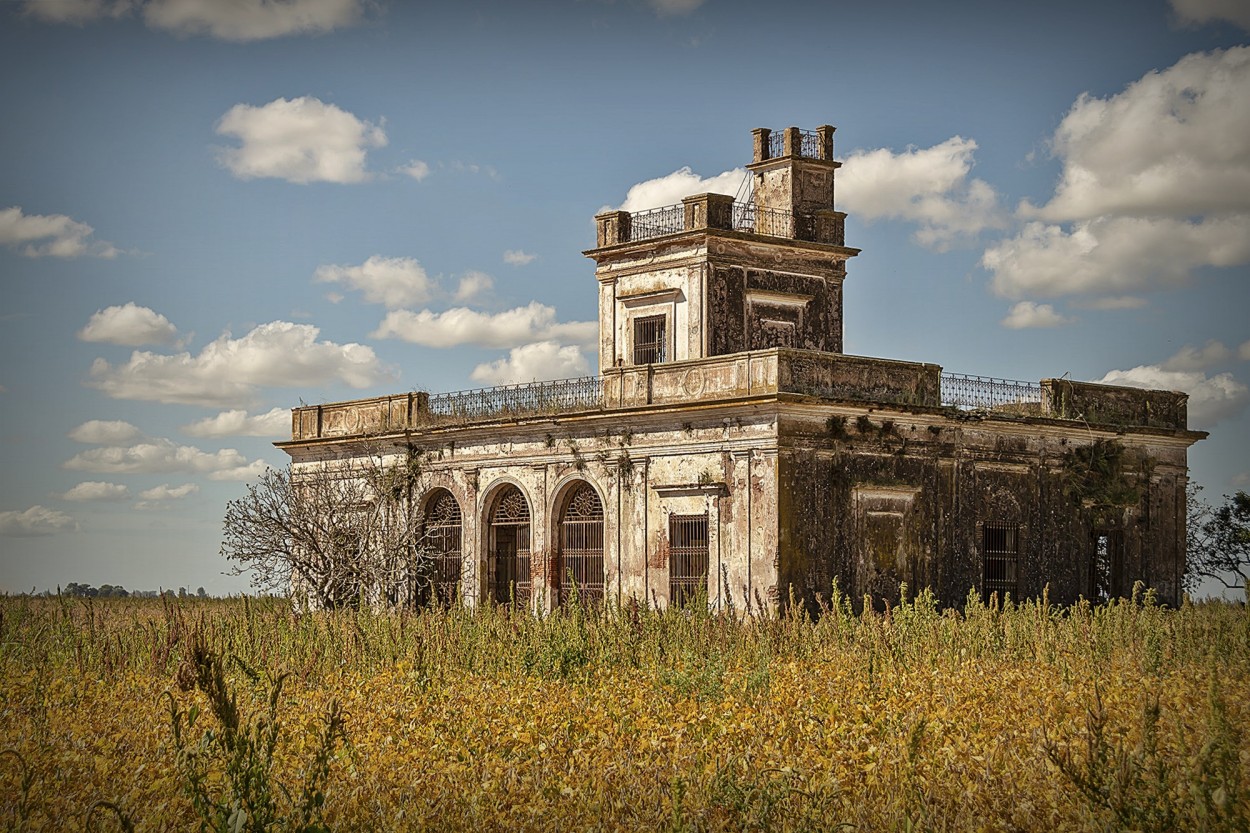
[633,315,667,364]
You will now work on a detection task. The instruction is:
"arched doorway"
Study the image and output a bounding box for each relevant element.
[422,489,462,607]
[557,482,605,606]
[488,485,531,606]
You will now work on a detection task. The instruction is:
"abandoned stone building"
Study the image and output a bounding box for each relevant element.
[278,125,1205,613]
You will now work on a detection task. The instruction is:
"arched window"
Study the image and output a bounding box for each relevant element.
[489,485,531,606]
[557,483,604,606]
[422,489,462,607]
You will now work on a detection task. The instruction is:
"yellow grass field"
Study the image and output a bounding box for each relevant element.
[1,590,1247,831]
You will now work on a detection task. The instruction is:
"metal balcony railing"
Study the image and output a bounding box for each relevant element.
[939,373,1043,411]
[427,375,603,421]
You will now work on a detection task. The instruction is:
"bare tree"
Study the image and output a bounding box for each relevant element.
[1187,485,1250,598]
[221,449,430,610]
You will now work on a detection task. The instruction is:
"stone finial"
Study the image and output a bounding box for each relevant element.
[594,210,632,247]
[816,125,836,161]
[752,128,771,163]
[783,127,802,158]
[682,193,734,231]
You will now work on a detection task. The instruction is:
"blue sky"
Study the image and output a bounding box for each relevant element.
[1,0,1247,595]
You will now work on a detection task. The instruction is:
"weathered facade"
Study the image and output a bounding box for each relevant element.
[278,126,1205,612]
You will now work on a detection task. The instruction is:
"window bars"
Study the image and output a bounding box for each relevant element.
[558,483,605,606]
[633,315,667,365]
[489,486,531,607]
[669,513,710,607]
[983,523,1019,601]
[422,490,462,607]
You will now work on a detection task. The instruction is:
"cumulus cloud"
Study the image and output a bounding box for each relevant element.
[1001,301,1071,329]
[134,482,199,510]
[612,166,746,213]
[399,160,430,181]
[982,215,1250,299]
[0,206,118,258]
[1072,296,1149,311]
[373,302,595,349]
[62,481,130,501]
[77,302,178,346]
[215,97,386,184]
[24,0,368,40]
[983,48,1250,301]
[838,137,1005,249]
[314,256,435,308]
[87,321,384,407]
[1097,366,1248,428]
[1241,340,1250,361]
[181,407,290,438]
[63,438,261,477]
[0,505,77,537]
[470,342,591,385]
[1161,340,1232,371]
[68,419,143,445]
[1171,0,1250,34]
[453,271,494,303]
[1023,47,1250,222]
[503,249,537,266]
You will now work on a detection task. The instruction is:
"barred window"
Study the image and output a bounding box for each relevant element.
[558,483,605,606]
[669,513,709,607]
[422,490,462,607]
[983,523,1019,601]
[489,486,531,607]
[633,315,666,365]
[1091,531,1122,604]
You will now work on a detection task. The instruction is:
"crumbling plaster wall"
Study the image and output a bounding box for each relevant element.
[776,405,1190,612]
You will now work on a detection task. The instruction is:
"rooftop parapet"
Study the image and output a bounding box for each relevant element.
[594,193,846,248]
[1041,378,1188,431]
[752,126,837,163]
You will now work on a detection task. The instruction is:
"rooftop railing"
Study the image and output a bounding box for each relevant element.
[428,375,603,421]
[602,199,843,246]
[755,126,835,162]
[939,373,1043,412]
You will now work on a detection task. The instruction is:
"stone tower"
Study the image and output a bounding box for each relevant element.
[587,126,857,372]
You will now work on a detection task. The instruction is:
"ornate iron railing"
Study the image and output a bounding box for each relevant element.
[767,130,786,159]
[765,128,823,159]
[427,375,603,421]
[731,202,816,239]
[628,204,685,240]
[413,369,1040,426]
[940,373,1042,411]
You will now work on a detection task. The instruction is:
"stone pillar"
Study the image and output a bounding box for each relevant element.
[816,125,836,161]
[783,127,802,157]
[682,193,734,231]
[752,128,771,163]
[595,210,632,247]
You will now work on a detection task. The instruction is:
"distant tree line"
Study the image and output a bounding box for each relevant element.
[55,583,210,599]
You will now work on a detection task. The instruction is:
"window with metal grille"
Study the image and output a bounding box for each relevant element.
[982,523,1019,601]
[669,513,709,607]
[558,483,605,606]
[422,490,462,607]
[633,315,666,365]
[1091,531,1122,604]
[489,486,531,606]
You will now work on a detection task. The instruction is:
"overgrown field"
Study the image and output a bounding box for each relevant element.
[1,590,1248,831]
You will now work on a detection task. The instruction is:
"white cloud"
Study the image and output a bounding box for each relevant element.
[208,459,269,482]
[1161,340,1232,371]
[612,166,746,213]
[648,0,705,16]
[181,407,290,438]
[454,271,494,303]
[399,160,430,181]
[24,0,367,40]
[77,302,178,346]
[62,481,130,501]
[1171,0,1250,33]
[0,505,77,537]
[314,256,435,308]
[372,302,595,349]
[134,482,199,510]
[470,342,591,385]
[215,97,386,184]
[68,419,143,445]
[1024,47,1250,222]
[982,215,1250,299]
[1001,301,1071,329]
[0,206,118,258]
[837,137,1005,249]
[503,249,537,266]
[63,438,261,476]
[88,321,384,407]
[1240,340,1250,361]
[1096,366,1248,428]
